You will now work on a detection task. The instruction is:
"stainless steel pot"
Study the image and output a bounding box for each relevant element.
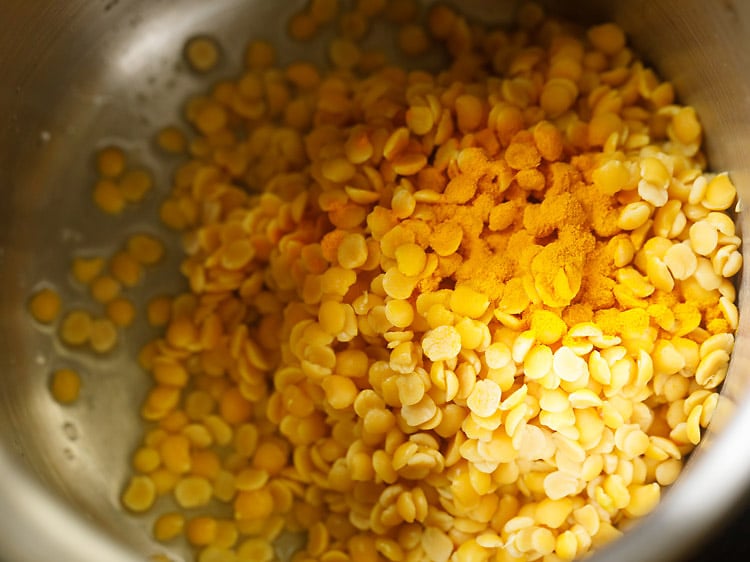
[1,1,749,561]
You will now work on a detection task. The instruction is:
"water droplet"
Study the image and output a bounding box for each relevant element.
[62,422,78,441]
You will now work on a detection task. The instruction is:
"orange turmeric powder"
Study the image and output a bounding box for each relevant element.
[419,154,602,310]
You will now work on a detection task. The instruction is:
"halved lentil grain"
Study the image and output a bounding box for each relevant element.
[28,288,62,324]
[50,368,82,404]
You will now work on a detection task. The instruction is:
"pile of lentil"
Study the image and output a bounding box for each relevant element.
[28,1,742,561]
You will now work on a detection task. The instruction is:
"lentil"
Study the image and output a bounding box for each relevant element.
[93,179,126,214]
[28,287,62,324]
[147,296,172,327]
[71,256,106,285]
[185,37,221,72]
[96,146,126,178]
[106,297,137,327]
[127,233,165,265]
[50,368,82,404]
[122,475,157,512]
[90,275,122,304]
[156,126,188,154]
[59,309,94,347]
[119,169,153,203]
[90,317,119,353]
[153,513,185,542]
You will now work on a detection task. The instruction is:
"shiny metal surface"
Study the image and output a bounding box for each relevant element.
[0,1,748,561]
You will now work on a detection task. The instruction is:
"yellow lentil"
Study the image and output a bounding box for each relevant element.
[310,0,339,24]
[337,233,368,269]
[153,512,185,542]
[384,299,414,329]
[119,168,153,203]
[110,251,144,287]
[50,368,82,404]
[397,24,430,57]
[93,179,126,214]
[90,275,122,304]
[175,476,214,509]
[156,126,187,154]
[133,446,161,473]
[28,287,62,324]
[288,12,319,41]
[96,146,126,178]
[106,297,136,327]
[185,37,221,73]
[59,309,94,346]
[122,475,156,512]
[329,37,361,70]
[90,317,118,353]
[703,173,737,211]
[422,325,462,361]
[338,10,369,41]
[160,434,192,474]
[71,256,106,285]
[236,538,274,562]
[185,516,218,546]
[147,295,172,327]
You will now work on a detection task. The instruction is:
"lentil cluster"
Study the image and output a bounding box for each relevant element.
[28,1,741,562]
[29,145,165,403]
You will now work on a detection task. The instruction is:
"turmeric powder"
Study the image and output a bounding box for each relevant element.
[105,3,741,562]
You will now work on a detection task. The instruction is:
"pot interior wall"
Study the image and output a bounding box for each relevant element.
[0,1,749,562]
